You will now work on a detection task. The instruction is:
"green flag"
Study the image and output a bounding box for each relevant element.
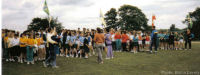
[187,14,193,28]
[43,0,49,15]
[189,18,193,28]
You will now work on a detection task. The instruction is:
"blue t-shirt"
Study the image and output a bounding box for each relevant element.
[151,30,158,40]
[79,36,85,46]
[65,36,71,44]
[159,34,165,38]
[133,36,138,42]
[70,36,76,44]
[105,33,112,45]
[164,34,169,39]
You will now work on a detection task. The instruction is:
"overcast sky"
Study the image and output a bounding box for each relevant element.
[2,0,200,32]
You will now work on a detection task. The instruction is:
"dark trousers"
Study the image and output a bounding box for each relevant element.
[122,42,127,51]
[149,40,157,52]
[112,41,116,51]
[45,44,56,66]
[185,40,191,49]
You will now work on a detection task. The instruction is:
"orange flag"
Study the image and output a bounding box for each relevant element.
[152,15,156,26]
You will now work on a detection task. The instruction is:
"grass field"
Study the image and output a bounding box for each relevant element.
[2,43,200,75]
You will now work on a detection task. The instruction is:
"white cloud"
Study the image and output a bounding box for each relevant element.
[2,0,200,32]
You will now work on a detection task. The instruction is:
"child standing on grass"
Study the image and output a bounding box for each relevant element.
[4,31,10,62]
[174,32,179,50]
[179,33,184,50]
[26,33,36,64]
[169,32,175,50]
[121,31,129,52]
[114,31,121,52]
[142,32,146,51]
[70,32,77,58]
[129,31,134,52]
[105,28,113,59]
[79,32,85,58]
[164,31,169,50]
[132,33,139,54]
[83,33,90,59]
[138,31,143,51]
[145,33,150,51]
[10,33,20,62]
[7,32,15,62]
[36,33,44,61]
[64,31,71,57]
[159,31,165,50]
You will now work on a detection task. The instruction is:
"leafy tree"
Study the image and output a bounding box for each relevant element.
[170,24,176,31]
[104,8,118,29]
[183,7,200,40]
[27,17,64,33]
[118,5,148,31]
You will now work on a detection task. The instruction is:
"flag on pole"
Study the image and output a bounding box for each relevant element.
[189,18,193,28]
[100,9,106,27]
[43,0,49,15]
[187,14,193,28]
[152,14,156,26]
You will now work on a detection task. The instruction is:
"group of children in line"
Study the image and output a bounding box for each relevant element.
[2,27,193,65]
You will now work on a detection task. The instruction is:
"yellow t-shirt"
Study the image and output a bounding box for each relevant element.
[20,37,27,47]
[36,38,43,46]
[4,37,8,42]
[27,38,35,46]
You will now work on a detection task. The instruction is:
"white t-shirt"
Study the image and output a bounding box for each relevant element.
[111,34,115,41]
[11,38,20,46]
[129,35,134,40]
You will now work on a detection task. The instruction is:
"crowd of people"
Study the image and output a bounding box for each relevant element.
[2,26,194,68]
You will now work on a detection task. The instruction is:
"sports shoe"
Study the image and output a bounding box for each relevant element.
[31,61,34,64]
[105,58,110,59]
[6,59,9,62]
[52,66,59,68]
[66,55,69,58]
[20,60,23,63]
[76,55,78,58]
[111,57,114,59]
[89,53,92,56]
[27,62,30,65]
[12,59,15,62]
[85,56,88,59]
[150,51,153,54]
[9,59,12,61]
[93,52,95,55]
[24,59,27,62]
[18,58,20,62]
[43,61,47,67]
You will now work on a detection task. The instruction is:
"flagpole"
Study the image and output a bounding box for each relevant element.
[48,16,51,28]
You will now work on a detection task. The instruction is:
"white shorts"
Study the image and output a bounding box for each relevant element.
[146,41,150,44]
[89,42,92,46]
[39,45,45,48]
[179,39,183,43]
[138,41,142,45]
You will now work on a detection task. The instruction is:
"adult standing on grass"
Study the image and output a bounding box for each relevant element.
[149,26,158,54]
[43,27,58,68]
[184,29,192,50]
[94,28,105,64]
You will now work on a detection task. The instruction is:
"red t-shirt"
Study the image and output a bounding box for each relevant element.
[122,34,129,43]
[146,36,150,41]
[114,34,121,39]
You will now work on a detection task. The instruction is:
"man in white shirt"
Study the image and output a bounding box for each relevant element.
[43,27,58,68]
[11,34,20,62]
